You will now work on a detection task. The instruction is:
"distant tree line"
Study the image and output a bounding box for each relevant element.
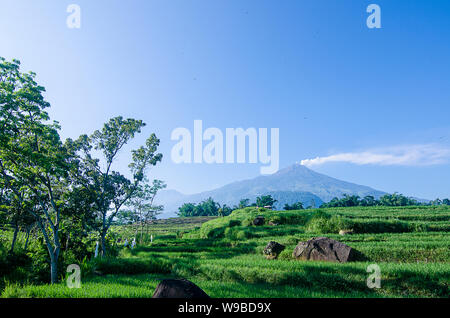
[177,192,450,217]
[177,195,279,217]
[320,193,450,208]
[283,202,304,210]
[177,198,233,217]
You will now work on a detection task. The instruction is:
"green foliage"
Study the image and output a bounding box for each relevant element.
[378,193,419,207]
[284,202,304,210]
[238,199,250,209]
[228,219,241,227]
[256,195,277,208]
[350,219,412,234]
[224,227,252,240]
[93,257,172,275]
[0,57,86,283]
[305,213,352,234]
[321,193,423,208]
[69,115,163,256]
[177,197,233,217]
[199,214,250,238]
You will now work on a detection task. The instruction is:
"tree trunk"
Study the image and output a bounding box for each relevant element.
[140,220,144,244]
[100,230,107,257]
[50,254,58,284]
[24,227,31,250]
[65,233,70,251]
[10,224,19,253]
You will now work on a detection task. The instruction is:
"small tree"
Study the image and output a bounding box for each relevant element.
[238,199,250,209]
[360,195,377,206]
[177,203,197,217]
[126,179,166,243]
[256,195,277,208]
[217,203,233,217]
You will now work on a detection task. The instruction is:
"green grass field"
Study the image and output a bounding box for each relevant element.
[1,206,449,298]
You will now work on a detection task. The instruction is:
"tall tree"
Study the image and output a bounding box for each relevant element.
[0,188,35,253]
[72,117,162,256]
[0,57,75,283]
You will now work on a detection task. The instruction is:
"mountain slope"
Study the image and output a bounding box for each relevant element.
[156,164,386,217]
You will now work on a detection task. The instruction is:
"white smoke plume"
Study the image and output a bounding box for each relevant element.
[301,144,450,167]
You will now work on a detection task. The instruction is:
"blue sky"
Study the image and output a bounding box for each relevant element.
[1,0,450,199]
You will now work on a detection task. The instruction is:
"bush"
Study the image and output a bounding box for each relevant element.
[305,214,353,234]
[241,218,254,227]
[93,257,172,275]
[351,219,412,234]
[306,216,334,233]
[268,215,282,224]
[267,213,310,225]
[229,220,241,227]
[236,230,251,240]
[224,227,252,240]
[0,242,9,277]
[199,215,246,238]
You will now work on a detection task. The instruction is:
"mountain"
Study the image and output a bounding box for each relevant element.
[154,189,186,204]
[155,164,386,217]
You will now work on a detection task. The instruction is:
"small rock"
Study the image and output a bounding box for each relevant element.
[339,229,353,236]
[293,237,357,263]
[152,279,210,298]
[253,216,265,226]
[263,241,285,259]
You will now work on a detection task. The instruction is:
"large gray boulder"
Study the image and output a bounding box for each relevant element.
[263,241,285,259]
[292,237,356,263]
[152,279,210,298]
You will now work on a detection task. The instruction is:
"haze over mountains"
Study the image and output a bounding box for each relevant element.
[156,164,387,218]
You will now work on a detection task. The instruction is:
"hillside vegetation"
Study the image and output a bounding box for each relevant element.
[1,205,448,298]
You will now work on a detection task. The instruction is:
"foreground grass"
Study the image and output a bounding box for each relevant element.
[2,206,449,298]
[3,257,448,298]
[1,273,366,298]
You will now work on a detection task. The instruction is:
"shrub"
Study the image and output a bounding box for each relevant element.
[241,218,254,227]
[306,216,333,233]
[224,227,252,240]
[235,230,250,240]
[268,215,282,224]
[351,219,412,234]
[305,214,353,234]
[93,257,172,275]
[229,220,241,227]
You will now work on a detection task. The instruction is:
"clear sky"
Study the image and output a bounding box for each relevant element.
[1,0,449,199]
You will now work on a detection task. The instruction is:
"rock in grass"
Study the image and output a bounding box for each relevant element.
[292,237,356,263]
[93,270,104,276]
[339,229,353,236]
[253,216,265,226]
[263,241,285,259]
[152,279,210,298]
